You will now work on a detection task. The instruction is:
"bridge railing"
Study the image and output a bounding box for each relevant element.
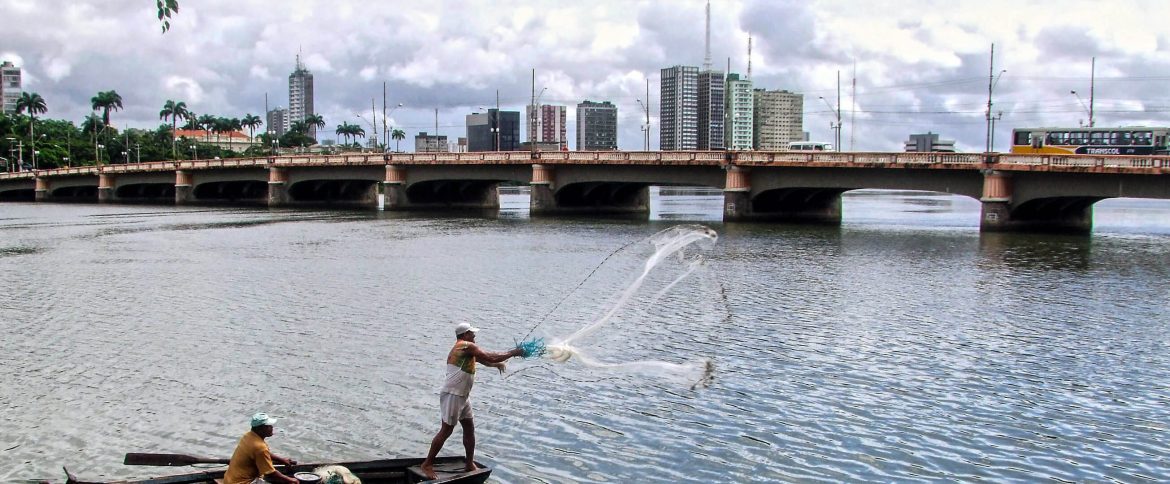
[3,152,1167,181]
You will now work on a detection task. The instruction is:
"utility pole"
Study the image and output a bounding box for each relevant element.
[495,89,500,151]
[383,81,388,149]
[371,98,378,150]
[531,68,536,152]
[645,78,651,151]
[836,70,842,151]
[1081,56,1090,127]
[985,43,995,154]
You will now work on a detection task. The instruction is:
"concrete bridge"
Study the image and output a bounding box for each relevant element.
[0,151,1167,233]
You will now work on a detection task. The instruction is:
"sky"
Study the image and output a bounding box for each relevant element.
[3,0,1170,152]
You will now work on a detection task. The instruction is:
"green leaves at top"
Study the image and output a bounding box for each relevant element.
[157,0,179,33]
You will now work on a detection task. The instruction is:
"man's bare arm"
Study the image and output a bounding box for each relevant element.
[467,343,522,364]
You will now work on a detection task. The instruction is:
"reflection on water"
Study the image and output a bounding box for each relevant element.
[0,191,1168,483]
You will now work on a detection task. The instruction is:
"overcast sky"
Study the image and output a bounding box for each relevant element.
[3,0,1170,152]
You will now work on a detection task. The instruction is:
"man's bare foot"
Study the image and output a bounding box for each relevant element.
[420,462,437,480]
[463,461,480,472]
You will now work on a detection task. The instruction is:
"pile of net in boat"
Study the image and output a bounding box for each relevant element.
[308,465,360,484]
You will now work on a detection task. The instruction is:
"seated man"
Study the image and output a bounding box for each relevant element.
[223,412,298,484]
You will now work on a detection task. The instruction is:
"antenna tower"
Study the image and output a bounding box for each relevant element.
[747,34,752,80]
[703,0,712,71]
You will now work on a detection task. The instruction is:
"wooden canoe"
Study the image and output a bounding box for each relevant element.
[64,456,490,484]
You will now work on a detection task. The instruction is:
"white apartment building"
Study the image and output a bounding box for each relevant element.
[724,73,754,150]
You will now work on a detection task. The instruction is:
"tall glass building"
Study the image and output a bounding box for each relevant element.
[576,101,618,151]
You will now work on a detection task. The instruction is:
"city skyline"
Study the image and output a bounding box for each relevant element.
[2,0,1170,152]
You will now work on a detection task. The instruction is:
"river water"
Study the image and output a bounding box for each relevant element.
[1,189,1168,483]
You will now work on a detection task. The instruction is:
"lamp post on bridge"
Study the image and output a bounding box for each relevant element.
[1071,90,1094,127]
[817,96,841,152]
[6,137,23,172]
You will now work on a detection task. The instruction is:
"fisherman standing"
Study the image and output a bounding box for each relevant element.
[420,323,523,480]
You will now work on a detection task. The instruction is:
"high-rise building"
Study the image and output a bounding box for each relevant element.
[904,132,956,152]
[266,107,289,139]
[576,100,618,151]
[288,56,314,137]
[527,104,567,147]
[753,89,804,150]
[415,132,449,153]
[466,109,520,152]
[697,70,725,150]
[660,65,698,150]
[724,73,754,150]
[1,61,21,115]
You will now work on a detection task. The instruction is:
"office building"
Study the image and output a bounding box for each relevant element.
[527,104,567,147]
[415,132,449,153]
[753,89,804,150]
[724,73,754,150]
[466,109,520,152]
[266,107,289,139]
[697,70,725,150]
[660,65,698,150]
[1,61,21,115]
[904,132,956,152]
[576,101,618,151]
[288,56,314,137]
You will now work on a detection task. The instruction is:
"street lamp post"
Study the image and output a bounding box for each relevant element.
[97,144,105,166]
[1071,90,1094,127]
[189,144,197,161]
[636,98,651,151]
[990,111,1003,152]
[818,97,841,151]
[384,102,402,150]
[7,138,24,172]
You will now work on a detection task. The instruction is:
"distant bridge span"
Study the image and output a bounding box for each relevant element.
[1,150,1167,233]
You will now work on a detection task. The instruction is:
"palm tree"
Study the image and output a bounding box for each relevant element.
[241,114,262,146]
[159,100,190,159]
[90,90,123,128]
[391,129,406,152]
[82,113,105,165]
[289,120,309,135]
[15,92,47,169]
[335,123,351,146]
[181,112,199,130]
[303,114,325,142]
[197,114,216,141]
[352,125,366,147]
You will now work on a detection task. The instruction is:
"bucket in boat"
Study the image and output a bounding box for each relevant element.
[293,472,321,484]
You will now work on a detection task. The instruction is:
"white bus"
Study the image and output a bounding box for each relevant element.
[787,141,835,152]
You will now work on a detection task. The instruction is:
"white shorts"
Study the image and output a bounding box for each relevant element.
[439,392,473,426]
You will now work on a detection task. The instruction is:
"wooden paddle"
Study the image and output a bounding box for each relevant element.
[124,453,231,466]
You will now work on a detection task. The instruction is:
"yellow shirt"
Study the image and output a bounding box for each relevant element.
[223,430,277,484]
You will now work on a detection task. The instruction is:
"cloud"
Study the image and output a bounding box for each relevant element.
[1,0,1168,150]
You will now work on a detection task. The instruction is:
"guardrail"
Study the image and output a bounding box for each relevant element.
[0,152,1166,182]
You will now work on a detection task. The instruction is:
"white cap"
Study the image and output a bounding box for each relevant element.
[250,412,278,427]
[455,322,479,335]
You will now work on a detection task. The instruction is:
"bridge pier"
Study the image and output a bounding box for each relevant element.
[530,164,556,215]
[382,165,408,209]
[979,170,1093,234]
[34,177,49,202]
[98,173,115,203]
[723,165,751,221]
[175,170,194,205]
[267,166,289,207]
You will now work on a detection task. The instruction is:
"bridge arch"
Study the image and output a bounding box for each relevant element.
[192,180,268,203]
[0,188,34,201]
[288,179,379,205]
[115,183,176,202]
